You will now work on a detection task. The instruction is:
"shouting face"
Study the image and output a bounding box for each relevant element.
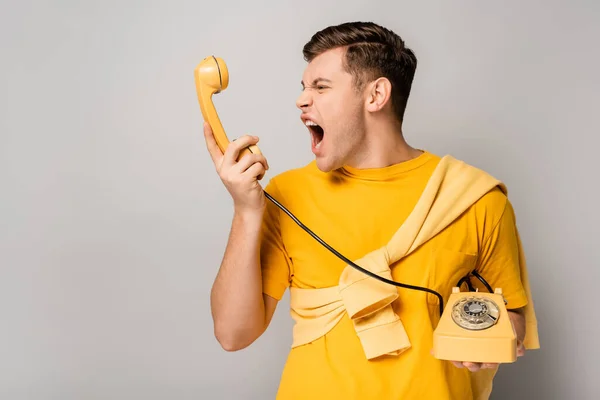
[296,47,369,172]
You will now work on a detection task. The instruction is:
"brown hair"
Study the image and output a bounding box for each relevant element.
[303,21,417,122]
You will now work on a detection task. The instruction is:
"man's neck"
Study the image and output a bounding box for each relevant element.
[349,122,423,169]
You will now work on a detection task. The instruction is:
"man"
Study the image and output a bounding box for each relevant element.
[203,21,538,399]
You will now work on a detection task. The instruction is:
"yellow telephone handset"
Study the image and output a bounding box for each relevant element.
[194,55,261,160]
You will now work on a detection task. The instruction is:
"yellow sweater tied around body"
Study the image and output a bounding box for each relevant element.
[289,155,540,397]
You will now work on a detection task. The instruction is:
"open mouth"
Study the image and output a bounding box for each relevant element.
[305,120,324,149]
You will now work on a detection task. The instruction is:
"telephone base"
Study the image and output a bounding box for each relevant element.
[432,287,517,364]
[432,332,517,363]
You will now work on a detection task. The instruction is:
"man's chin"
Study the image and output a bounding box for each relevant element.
[315,157,341,173]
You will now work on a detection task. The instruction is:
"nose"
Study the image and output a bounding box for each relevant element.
[296,89,312,110]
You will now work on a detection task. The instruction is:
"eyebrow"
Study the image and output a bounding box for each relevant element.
[301,78,332,88]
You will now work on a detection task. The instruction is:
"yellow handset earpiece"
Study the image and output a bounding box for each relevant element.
[194,55,262,161]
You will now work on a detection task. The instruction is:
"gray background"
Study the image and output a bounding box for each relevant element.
[1,0,598,399]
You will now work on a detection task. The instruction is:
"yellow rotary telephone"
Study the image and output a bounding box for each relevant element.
[194,56,518,364]
[433,286,517,363]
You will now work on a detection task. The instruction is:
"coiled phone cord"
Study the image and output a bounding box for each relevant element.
[262,190,494,318]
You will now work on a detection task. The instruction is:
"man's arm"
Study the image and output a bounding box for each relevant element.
[508,307,526,357]
[210,209,279,351]
[202,123,279,351]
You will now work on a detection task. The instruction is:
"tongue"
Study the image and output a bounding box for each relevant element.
[312,127,324,148]
[313,125,324,141]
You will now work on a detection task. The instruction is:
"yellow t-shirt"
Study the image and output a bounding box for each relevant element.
[259,151,528,400]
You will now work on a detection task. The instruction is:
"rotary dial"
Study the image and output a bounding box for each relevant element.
[451,296,500,330]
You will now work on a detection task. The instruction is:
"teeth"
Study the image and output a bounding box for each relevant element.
[315,141,322,149]
[305,120,318,127]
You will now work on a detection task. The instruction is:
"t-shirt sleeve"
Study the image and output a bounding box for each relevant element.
[474,190,528,310]
[259,178,293,301]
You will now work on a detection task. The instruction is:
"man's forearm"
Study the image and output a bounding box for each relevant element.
[210,209,266,350]
[508,307,526,352]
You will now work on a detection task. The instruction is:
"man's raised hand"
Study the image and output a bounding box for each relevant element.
[203,121,269,214]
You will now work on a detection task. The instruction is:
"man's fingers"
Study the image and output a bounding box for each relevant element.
[203,122,224,165]
[439,351,497,372]
[235,153,269,175]
[223,134,259,166]
[462,362,482,372]
[242,160,267,180]
[449,360,501,372]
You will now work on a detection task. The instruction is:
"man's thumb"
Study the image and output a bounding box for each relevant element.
[517,340,526,356]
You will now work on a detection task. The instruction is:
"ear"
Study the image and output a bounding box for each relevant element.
[365,77,392,113]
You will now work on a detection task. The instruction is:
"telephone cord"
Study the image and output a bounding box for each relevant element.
[263,190,451,316]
